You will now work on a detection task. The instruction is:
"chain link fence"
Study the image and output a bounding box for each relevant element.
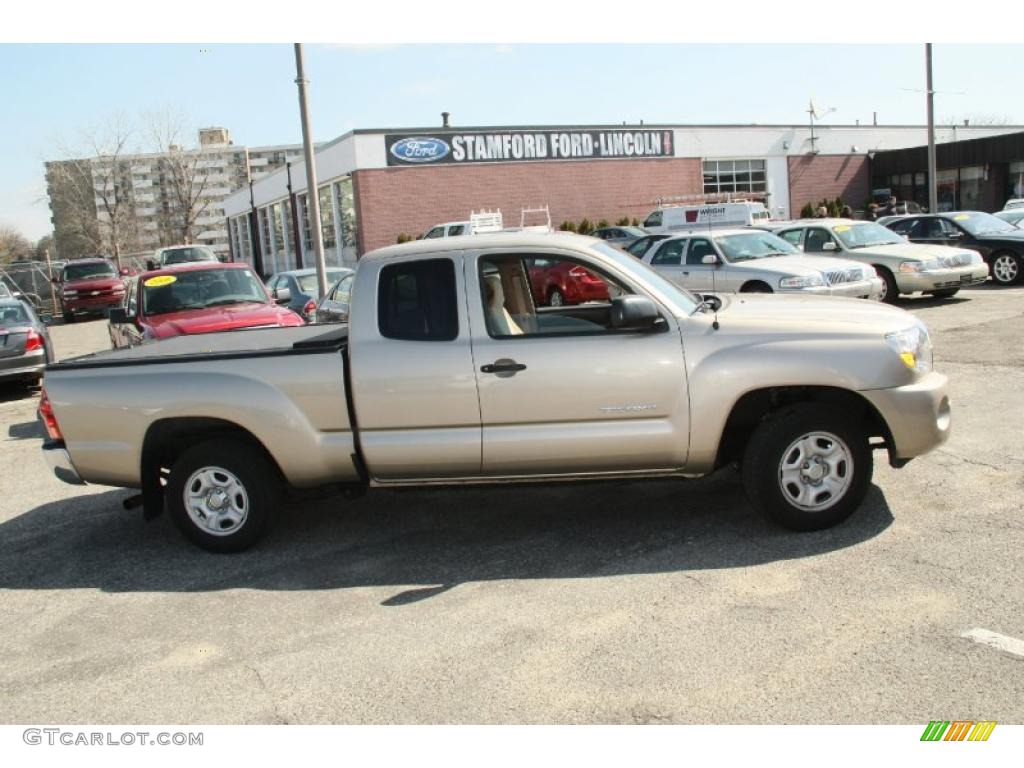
[1,262,58,319]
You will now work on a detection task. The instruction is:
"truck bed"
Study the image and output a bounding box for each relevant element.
[50,325,348,369]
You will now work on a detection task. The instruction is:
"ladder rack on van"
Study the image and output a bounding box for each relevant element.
[520,205,552,232]
[654,192,768,208]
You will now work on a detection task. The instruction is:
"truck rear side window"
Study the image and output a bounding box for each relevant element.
[378,259,458,341]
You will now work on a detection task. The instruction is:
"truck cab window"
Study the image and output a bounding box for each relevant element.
[378,259,458,341]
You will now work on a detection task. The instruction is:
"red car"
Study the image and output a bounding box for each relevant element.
[56,258,127,323]
[527,257,610,306]
[108,262,304,348]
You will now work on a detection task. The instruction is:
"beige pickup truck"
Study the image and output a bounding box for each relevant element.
[40,233,951,552]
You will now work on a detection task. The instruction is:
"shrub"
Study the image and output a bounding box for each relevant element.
[559,220,577,232]
[577,218,594,235]
[396,233,413,244]
[800,202,815,218]
[616,216,631,226]
[631,218,640,226]
[596,218,610,229]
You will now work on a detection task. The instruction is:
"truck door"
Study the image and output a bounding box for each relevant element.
[682,237,720,292]
[468,249,689,476]
[347,254,482,480]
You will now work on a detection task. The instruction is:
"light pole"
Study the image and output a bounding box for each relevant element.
[926,44,938,214]
[294,43,328,297]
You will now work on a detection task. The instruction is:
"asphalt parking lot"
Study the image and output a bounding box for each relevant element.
[1,285,1022,725]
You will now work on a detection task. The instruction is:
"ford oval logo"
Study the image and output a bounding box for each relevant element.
[390,136,451,163]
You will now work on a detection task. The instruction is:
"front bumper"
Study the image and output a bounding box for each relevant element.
[63,294,124,314]
[860,372,951,462]
[42,440,85,485]
[895,264,988,293]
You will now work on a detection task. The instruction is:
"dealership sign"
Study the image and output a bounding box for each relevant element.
[385,130,674,166]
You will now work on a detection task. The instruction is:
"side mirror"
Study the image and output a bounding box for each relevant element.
[822,241,837,251]
[145,259,157,271]
[610,295,662,331]
[701,254,720,265]
[273,287,292,305]
[108,307,129,324]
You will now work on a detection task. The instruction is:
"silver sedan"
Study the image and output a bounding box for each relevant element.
[0,298,53,388]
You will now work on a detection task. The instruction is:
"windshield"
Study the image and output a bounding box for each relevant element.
[0,282,11,298]
[832,222,904,249]
[620,227,647,238]
[296,271,348,296]
[590,242,698,314]
[63,262,116,281]
[160,247,218,265]
[714,232,798,262]
[142,268,268,316]
[950,212,1018,236]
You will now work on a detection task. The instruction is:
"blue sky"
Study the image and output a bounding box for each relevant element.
[2,43,1022,240]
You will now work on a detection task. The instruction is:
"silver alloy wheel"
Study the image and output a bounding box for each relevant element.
[992,254,1019,284]
[877,277,888,301]
[183,466,250,536]
[777,431,853,512]
[549,290,565,307]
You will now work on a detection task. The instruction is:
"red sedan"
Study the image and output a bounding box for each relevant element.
[527,258,610,306]
[108,263,303,348]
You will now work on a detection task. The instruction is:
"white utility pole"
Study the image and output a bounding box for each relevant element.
[926,44,938,214]
[293,43,328,297]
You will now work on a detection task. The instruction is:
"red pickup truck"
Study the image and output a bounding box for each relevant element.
[527,257,610,306]
[108,263,303,348]
[56,258,127,322]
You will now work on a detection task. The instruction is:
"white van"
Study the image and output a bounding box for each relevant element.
[642,202,770,234]
[422,209,504,239]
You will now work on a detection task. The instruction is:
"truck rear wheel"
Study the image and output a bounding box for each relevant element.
[741,404,872,531]
[166,438,282,553]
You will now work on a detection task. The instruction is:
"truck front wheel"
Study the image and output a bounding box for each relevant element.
[166,438,283,553]
[741,404,873,531]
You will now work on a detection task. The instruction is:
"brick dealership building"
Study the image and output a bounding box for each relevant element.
[222,122,1024,275]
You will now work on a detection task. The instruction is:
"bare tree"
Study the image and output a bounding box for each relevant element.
[144,110,213,246]
[0,226,33,265]
[942,114,1016,127]
[50,113,141,266]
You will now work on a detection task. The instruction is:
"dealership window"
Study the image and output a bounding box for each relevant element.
[319,185,336,250]
[1008,161,1024,202]
[703,160,766,195]
[959,166,985,211]
[936,169,958,212]
[269,202,284,263]
[297,193,313,255]
[258,208,272,268]
[334,176,358,253]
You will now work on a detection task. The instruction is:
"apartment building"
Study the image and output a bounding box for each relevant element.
[45,127,306,260]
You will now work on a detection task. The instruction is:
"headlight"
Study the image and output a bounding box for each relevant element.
[862,266,878,279]
[899,259,943,273]
[62,289,78,296]
[780,274,825,288]
[885,320,933,374]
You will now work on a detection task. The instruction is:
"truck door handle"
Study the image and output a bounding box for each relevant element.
[481,360,527,374]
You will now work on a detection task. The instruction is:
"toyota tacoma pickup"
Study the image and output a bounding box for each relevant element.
[39,232,951,552]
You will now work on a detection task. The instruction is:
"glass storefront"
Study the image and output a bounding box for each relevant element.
[959,166,985,211]
[1009,161,1024,202]
[936,169,958,212]
[333,176,358,262]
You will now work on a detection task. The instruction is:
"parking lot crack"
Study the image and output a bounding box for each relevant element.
[245,664,288,724]
[935,449,1004,472]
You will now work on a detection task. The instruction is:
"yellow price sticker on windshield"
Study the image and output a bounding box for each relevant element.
[143,275,177,288]
[833,225,851,233]
[954,214,970,221]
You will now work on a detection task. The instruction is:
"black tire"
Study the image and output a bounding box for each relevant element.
[741,403,873,532]
[740,281,773,294]
[875,266,899,304]
[549,288,565,307]
[62,310,75,324]
[989,252,1021,286]
[166,438,283,553]
[928,288,960,298]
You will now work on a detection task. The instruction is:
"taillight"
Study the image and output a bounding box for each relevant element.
[302,299,317,317]
[38,388,64,441]
[25,329,44,352]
